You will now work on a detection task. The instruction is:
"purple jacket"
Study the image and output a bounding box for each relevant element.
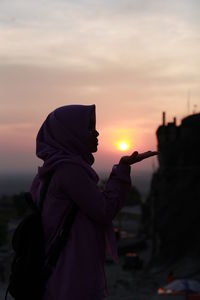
[30,105,132,300]
[40,162,131,300]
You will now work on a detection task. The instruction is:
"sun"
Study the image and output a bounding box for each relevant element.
[119,142,128,151]
[116,141,130,151]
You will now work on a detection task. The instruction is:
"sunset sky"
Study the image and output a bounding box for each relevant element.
[0,0,200,177]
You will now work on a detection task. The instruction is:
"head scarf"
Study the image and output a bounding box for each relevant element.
[31,104,99,202]
[37,104,98,179]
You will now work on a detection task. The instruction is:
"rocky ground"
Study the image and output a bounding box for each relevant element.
[1,246,200,300]
[105,248,200,300]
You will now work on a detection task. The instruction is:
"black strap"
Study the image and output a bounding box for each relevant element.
[38,172,79,280]
[39,172,54,211]
[23,172,54,213]
[43,202,78,279]
[5,287,9,300]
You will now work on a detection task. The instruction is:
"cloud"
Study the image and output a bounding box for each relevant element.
[0,0,199,68]
[0,0,200,173]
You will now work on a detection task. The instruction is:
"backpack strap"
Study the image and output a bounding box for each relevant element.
[25,171,79,281]
[39,171,54,211]
[37,171,79,280]
[5,287,9,300]
[43,202,79,280]
[23,172,54,213]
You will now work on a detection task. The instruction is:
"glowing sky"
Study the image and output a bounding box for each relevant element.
[0,0,200,175]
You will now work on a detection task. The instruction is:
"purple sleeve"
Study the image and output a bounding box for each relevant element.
[56,163,131,225]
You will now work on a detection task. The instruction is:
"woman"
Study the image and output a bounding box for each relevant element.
[30,104,157,300]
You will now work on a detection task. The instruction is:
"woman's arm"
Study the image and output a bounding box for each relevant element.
[56,162,131,225]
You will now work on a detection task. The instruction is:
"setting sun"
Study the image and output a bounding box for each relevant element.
[109,128,133,153]
[117,141,130,151]
[119,142,128,151]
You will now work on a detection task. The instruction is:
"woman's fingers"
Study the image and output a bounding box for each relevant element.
[119,150,158,165]
[130,150,158,164]
[130,151,138,158]
[137,151,158,160]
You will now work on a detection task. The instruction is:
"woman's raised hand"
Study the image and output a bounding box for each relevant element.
[119,150,159,166]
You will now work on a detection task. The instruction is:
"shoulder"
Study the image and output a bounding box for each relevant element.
[52,162,96,194]
[53,159,98,188]
[55,161,88,177]
[50,162,87,194]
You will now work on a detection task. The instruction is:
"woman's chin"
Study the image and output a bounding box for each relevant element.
[91,145,98,153]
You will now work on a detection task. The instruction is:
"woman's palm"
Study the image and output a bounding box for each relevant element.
[120,151,158,165]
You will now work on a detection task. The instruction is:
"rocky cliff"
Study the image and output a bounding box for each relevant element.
[147,112,200,261]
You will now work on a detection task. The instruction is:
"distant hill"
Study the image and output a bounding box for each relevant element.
[0,173,34,196]
[0,170,153,200]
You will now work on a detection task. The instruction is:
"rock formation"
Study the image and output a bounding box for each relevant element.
[147,112,200,261]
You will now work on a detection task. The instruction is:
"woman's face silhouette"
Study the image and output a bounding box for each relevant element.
[88,110,99,153]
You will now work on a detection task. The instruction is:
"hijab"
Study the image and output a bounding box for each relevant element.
[36,104,98,180]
